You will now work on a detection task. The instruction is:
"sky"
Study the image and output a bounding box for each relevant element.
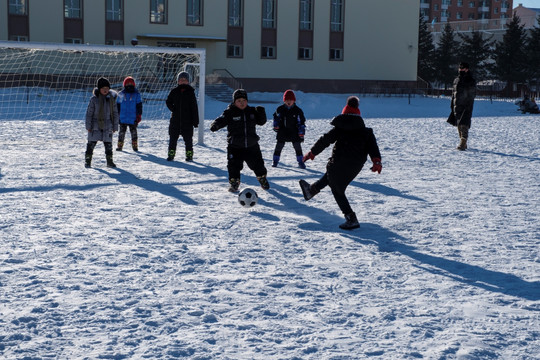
[515,0,540,9]
[0,90,539,359]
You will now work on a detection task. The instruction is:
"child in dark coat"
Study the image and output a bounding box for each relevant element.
[272,89,307,168]
[165,71,199,161]
[116,76,143,151]
[299,96,382,230]
[84,77,119,168]
[210,89,270,192]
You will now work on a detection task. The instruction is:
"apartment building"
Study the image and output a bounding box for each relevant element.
[0,0,419,93]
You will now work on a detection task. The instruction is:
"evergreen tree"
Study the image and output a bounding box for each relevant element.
[525,15,540,94]
[492,14,529,91]
[434,22,459,89]
[457,30,494,82]
[417,14,437,84]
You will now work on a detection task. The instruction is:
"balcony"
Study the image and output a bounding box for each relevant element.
[478,6,490,12]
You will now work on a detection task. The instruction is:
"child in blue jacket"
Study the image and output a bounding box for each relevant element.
[116,76,143,151]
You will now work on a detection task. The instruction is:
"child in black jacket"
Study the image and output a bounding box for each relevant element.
[299,96,382,230]
[210,89,270,192]
[272,89,307,168]
[165,71,199,161]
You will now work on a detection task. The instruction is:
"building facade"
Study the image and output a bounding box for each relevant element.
[0,0,420,93]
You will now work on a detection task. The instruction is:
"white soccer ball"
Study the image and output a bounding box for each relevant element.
[238,188,258,208]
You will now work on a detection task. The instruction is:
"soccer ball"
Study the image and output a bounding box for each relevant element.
[238,188,258,208]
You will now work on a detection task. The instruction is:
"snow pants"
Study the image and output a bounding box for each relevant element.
[227,144,267,181]
[169,127,193,153]
[312,160,363,215]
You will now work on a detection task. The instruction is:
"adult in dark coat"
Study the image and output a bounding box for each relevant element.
[210,89,269,192]
[447,62,476,150]
[299,96,382,230]
[166,71,199,161]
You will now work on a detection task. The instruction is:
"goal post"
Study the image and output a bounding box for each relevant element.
[0,41,206,144]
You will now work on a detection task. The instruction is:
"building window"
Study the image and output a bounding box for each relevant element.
[228,45,243,58]
[64,0,82,18]
[261,46,276,59]
[299,0,313,30]
[9,35,28,41]
[468,13,475,19]
[468,1,475,8]
[106,0,122,21]
[457,11,463,19]
[65,37,83,44]
[151,0,167,23]
[187,0,202,25]
[9,0,28,15]
[262,0,276,29]
[298,47,312,60]
[330,0,344,32]
[458,0,463,6]
[106,39,124,45]
[229,0,242,27]
[330,48,343,61]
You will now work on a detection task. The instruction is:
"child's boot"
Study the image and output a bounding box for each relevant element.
[85,152,92,168]
[186,150,193,162]
[257,174,270,190]
[297,155,306,169]
[228,178,240,193]
[106,154,116,168]
[116,141,123,151]
[299,179,319,200]
[339,212,360,230]
[85,143,94,168]
[167,149,175,161]
[272,155,280,167]
[132,140,138,152]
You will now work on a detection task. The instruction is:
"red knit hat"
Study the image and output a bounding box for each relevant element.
[123,76,135,87]
[342,96,361,115]
[283,89,296,102]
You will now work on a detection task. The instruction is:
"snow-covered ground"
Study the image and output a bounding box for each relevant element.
[0,92,539,359]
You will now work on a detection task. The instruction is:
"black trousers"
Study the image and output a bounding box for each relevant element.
[273,141,303,157]
[227,144,267,180]
[118,124,138,143]
[169,127,193,152]
[312,160,363,215]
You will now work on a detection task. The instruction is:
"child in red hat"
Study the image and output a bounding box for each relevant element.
[271,89,307,168]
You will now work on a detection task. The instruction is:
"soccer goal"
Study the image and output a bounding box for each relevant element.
[0,41,206,143]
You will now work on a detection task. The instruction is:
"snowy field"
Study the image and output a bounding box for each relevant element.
[0,93,539,359]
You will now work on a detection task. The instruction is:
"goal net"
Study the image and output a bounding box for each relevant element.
[0,41,206,143]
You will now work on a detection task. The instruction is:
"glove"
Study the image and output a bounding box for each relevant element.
[273,120,279,132]
[303,151,315,162]
[136,114,142,124]
[255,106,267,120]
[210,124,218,132]
[370,157,382,174]
[298,124,305,139]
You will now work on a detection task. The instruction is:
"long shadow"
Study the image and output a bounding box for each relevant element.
[257,184,539,301]
[95,167,198,205]
[469,148,540,162]
[0,182,113,194]
[307,219,540,301]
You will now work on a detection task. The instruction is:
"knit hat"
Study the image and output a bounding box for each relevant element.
[96,77,111,89]
[459,62,470,69]
[123,76,135,87]
[177,71,190,82]
[283,89,296,102]
[341,96,361,115]
[233,89,248,102]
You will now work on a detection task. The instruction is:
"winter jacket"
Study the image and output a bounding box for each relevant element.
[451,71,476,127]
[117,88,142,125]
[166,84,199,132]
[273,104,306,143]
[210,104,267,149]
[311,114,381,167]
[85,88,119,142]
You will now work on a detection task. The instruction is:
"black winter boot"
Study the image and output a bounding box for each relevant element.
[185,150,193,161]
[299,179,319,200]
[257,175,270,190]
[106,154,116,168]
[116,141,123,151]
[132,140,138,152]
[167,149,175,161]
[85,153,92,168]
[228,178,240,193]
[339,212,360,230]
